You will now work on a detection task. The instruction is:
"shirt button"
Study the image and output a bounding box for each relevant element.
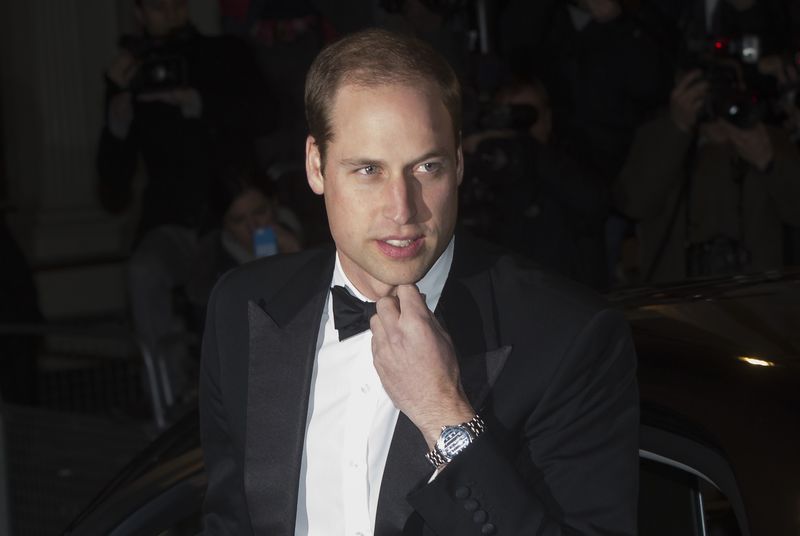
[361,384,370,394]
[349,460,359,469]
[481,522,496,535]
[355,532,365,536]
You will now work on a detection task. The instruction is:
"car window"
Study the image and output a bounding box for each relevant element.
[700,478,743,536]
[154,511,202,536]
[638,457,744,536]
[639,457,704,536]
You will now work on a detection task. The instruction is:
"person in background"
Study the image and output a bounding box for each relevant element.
[462,76,609,288]
[186,158,302,328]
[614,67,800,283]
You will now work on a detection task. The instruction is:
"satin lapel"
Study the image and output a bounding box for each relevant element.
[375,237,511,535]
[373,412,432,536]
[244,252,333,535]
[436,237,511,412]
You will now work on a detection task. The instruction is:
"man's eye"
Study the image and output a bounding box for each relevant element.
[357,165,379,176]
[417,162,442,173]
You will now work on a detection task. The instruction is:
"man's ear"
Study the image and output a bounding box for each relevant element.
[456,138,464,186]
[306,135,325,195]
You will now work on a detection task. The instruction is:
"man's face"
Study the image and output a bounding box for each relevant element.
[136,0,189,37]
[306,83,463,300]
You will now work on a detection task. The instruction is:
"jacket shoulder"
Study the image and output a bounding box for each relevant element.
[211,246,333,307]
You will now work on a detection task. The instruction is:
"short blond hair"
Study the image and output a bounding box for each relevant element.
[304,28,462,163]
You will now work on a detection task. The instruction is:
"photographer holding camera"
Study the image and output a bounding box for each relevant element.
[97,0,273,401]
[613,60,800,283]
[461,77,609,288]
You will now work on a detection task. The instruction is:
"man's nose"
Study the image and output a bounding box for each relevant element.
[382,174,417,225]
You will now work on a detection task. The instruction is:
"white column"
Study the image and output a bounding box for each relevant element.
[0,1,134,317]
[1,0,134,263]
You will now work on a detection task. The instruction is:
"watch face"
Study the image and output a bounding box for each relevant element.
[437,426,472,461]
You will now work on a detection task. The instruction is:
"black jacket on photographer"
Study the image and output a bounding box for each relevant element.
[614,113,800,283]
[97,25,274,240]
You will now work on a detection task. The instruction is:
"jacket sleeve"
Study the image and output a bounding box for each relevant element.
[96,77,138,214]
[199,279,253,535]
[408,309,639,536]
[613,114,693,221]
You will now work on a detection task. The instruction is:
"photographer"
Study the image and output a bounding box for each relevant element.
[97,0,273,400]
[461,78,609,288]
[98,0,272,236]
[613,65,800,283]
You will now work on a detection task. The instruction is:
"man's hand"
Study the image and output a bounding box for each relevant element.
[137,88,203,118]
[107,50,138,89]
[106,51,139,139]
[370,285,474,449]
[670,70,708,133]
[758,55,799,87]
[723,121,774,171]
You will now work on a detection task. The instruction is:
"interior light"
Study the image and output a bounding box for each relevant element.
[738,356,775,367]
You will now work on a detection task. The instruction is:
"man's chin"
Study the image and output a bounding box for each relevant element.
[369,266,430,293]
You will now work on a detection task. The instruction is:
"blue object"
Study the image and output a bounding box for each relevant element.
[253,226,278,258]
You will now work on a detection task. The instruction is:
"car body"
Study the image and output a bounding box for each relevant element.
[63,270,800,536]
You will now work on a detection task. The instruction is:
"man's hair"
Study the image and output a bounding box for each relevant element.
[304,28,462,164]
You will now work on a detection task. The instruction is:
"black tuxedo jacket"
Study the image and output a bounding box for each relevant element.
[200,234,639,535]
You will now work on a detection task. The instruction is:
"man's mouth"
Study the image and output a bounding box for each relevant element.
[377,236,424,258]
[384,239,415,247]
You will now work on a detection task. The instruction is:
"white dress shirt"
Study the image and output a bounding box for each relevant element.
[294,238,454,536]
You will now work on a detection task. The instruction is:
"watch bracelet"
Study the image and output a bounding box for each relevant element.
[425,414,486,468]
[463,414,486,438]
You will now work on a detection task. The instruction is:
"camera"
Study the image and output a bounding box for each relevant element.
[687,235,751,277]
[130,56,188,93]
[460,133,541,240]
[686,34,762,64]
[118,33,190,94]
[696,60,764,129]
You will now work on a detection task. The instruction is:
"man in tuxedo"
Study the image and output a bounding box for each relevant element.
[200,28,639,535]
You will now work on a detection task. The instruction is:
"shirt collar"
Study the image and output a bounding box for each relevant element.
[332,235,455,312]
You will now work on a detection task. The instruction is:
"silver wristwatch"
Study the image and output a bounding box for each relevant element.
[425,414,486,469]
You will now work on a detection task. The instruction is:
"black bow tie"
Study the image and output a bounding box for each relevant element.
[331,285,377,341]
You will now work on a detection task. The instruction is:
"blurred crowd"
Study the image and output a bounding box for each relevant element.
[4,0,800,407]
[90,0,800,404]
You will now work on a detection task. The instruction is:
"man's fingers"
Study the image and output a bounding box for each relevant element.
[375,295,401,333]
[681,81,709,104]
[396,284,428,316]
[675,69,703,94]
[370,313,387,344]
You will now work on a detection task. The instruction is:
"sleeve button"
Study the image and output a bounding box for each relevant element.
[472,510,487,523]
[463,498,479,511]
[454,486,470,499]
[481,522,496,535]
